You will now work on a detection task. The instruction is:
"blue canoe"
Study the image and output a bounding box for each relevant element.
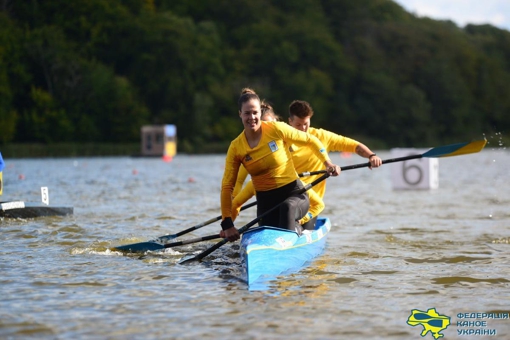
[240,216,331,287]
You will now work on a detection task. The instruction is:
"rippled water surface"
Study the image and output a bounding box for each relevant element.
[1,143,509,339]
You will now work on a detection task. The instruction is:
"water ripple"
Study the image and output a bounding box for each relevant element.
[1,151,509,339]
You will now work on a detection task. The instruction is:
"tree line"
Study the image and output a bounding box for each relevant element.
[1,0,509,152]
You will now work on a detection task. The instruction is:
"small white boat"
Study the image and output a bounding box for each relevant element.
[0,201,73,218]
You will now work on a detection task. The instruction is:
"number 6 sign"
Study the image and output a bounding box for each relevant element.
[390,148,439,190]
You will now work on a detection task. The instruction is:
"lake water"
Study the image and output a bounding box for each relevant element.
[1,138,509,339]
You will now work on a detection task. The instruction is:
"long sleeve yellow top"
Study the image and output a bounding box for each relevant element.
[221,121,330,220]
[231,180,324,225]
[232,165,249,198]
[290,127,359,198]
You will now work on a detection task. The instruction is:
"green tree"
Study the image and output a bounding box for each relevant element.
[0,13,21,144]
[2,0,510,150]
[20,86,73,143]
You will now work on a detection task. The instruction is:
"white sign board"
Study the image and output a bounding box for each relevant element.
[41,187,49,205]
[391,148,439,190]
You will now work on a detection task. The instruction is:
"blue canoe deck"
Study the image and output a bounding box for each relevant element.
[240,217,331,287]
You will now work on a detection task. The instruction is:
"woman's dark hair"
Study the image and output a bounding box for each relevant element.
[238,88,260,111]
[289,100,314,118]
[261,101,281,121]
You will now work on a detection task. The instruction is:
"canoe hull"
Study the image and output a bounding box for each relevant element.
[240,217,331,286]
[0,201,73,218]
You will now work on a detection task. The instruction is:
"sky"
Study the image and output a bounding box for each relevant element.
[393,0,510,31]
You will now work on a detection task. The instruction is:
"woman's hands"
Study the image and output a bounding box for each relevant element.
[220,218,240,242]
[220,226,240,242]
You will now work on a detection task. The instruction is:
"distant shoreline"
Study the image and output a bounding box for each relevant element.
[0,142,231,158]
[2,136,500,159]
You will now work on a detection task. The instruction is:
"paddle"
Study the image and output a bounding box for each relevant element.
[115,169,324,253]
[114,201,257,252]
[298,171,323,177]
[179,172,331,264]
[296,139,487,174]
[179,138,487,264]
[156,234,222,250]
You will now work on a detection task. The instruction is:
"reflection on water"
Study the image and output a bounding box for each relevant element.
[1,148,509,339]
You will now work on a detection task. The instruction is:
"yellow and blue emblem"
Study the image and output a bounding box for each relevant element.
[407,308,450,339]
[268,140,278,152]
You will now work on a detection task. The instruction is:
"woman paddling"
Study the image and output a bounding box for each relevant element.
[219,88,341,242]
[231,101,325,231]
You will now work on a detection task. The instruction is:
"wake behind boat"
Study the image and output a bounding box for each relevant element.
[240,216,331,288]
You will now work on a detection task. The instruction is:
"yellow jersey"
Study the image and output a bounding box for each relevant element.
[221,121,329,219]
[232,165,249,198]
[290,127,359,198]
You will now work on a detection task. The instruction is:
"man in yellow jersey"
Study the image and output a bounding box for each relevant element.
[288,100,382,228]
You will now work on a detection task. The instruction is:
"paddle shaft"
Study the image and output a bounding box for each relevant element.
[300,154,426,177]
[163,234,221,249]
[117,172,314,252]
[162,201,257,240]
[180,172,331,263]
[302,138,487,176]
[298,170,326,177]
[114,201,258,252]
[158,172,320,248]
[158,170,315,241]
[181,154,420,261]
[179,139,488,262]
[159,170,322,241]
[118,140,487,253]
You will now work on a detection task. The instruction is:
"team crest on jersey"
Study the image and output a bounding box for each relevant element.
[245,154,252,162]
[268,140,278,152]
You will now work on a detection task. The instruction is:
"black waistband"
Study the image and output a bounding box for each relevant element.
[256,180,304,200]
